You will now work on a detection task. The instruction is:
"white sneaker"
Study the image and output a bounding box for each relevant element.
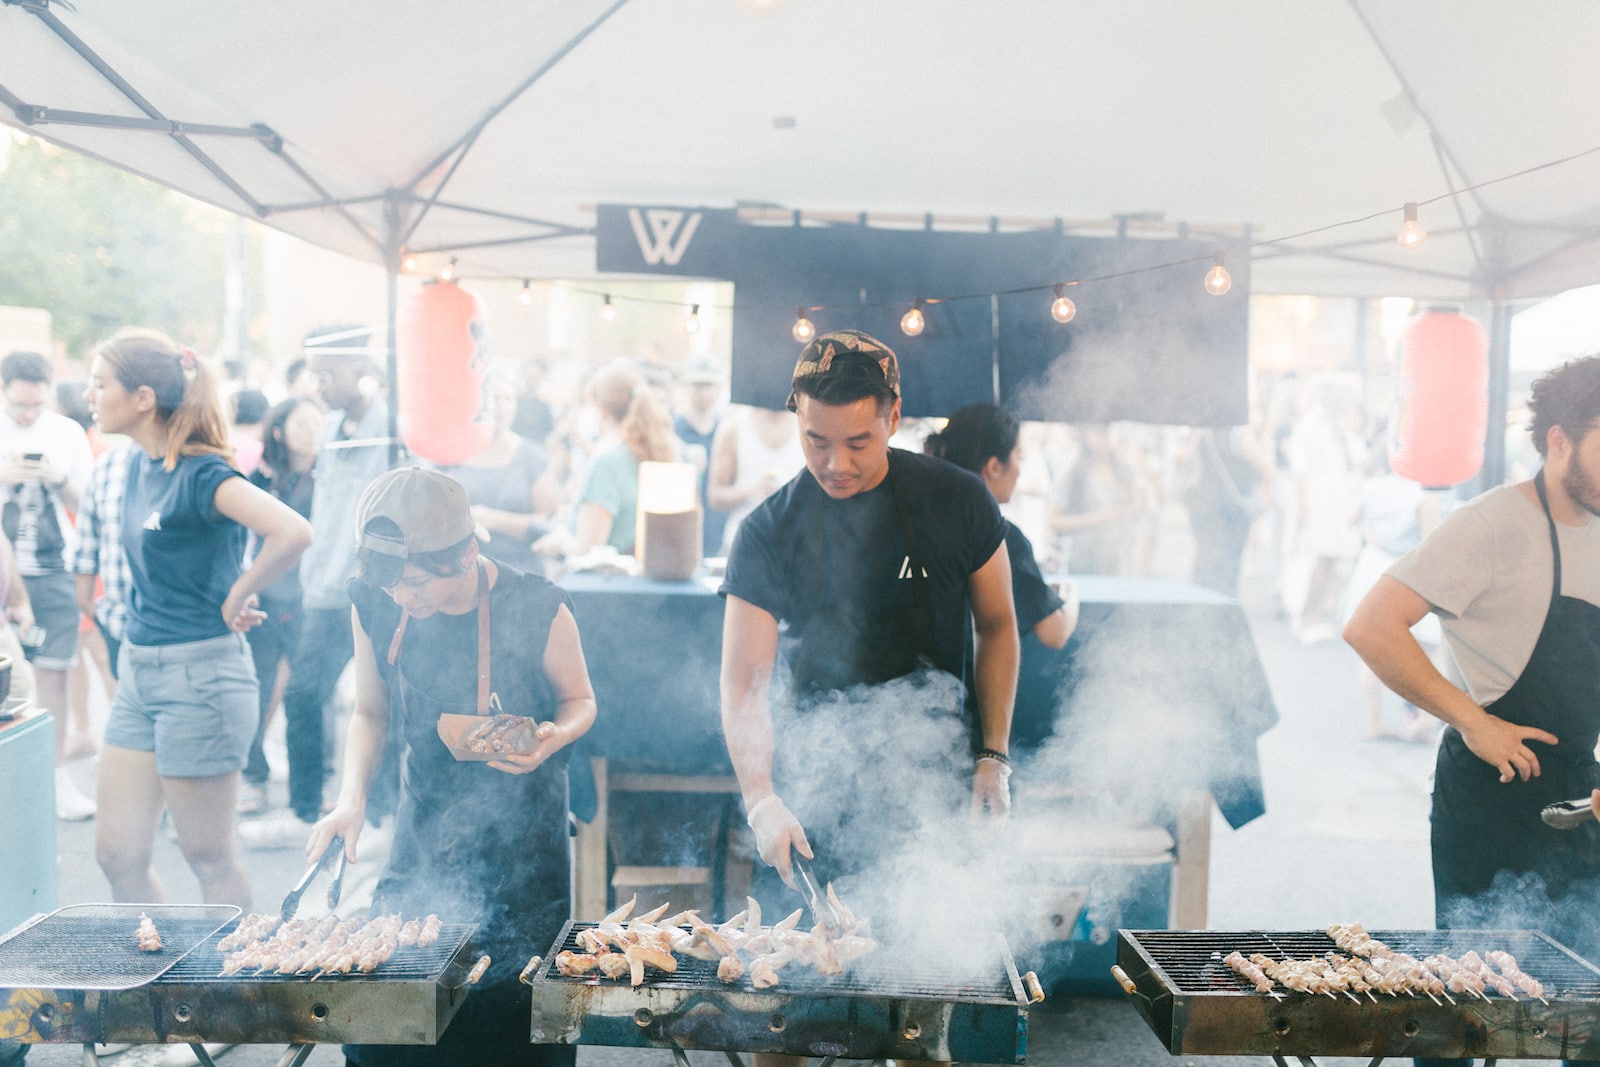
[238,809,314,850]
[56,767,96,821]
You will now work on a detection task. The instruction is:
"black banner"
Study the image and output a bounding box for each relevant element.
[595,205,1248,424]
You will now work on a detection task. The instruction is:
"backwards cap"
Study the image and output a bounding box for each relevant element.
[355,466,482,557]
[786,329,900,412]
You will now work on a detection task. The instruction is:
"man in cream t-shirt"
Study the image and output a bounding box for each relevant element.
[1346,355,1600,1067]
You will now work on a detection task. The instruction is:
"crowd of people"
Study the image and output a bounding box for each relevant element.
[24,334,1500,845]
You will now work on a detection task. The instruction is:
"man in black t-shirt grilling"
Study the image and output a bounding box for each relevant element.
[719,330,1019,943]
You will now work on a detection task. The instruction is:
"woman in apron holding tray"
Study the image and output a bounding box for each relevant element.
[308,466,597,1067]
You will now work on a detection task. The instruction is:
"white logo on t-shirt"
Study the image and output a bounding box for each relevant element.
[897,556,927,579]
[143,511,162,531]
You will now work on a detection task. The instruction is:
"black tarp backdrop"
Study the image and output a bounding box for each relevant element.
[596,204,1250,424]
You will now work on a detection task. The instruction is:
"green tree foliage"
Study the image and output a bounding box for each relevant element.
[0,135,228,357]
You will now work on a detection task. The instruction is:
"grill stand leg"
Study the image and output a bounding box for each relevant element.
[79,1044,312,1067]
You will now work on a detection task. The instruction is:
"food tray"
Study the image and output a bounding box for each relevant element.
[436,712,544,762]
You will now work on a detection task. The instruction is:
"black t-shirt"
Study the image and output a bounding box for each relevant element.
[721,448,1006,700]
[1006,520,1064,633]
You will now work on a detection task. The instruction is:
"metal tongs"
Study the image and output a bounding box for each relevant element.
[280,835,348,920]
[791,854,845,936]
[1541,797,1597,830]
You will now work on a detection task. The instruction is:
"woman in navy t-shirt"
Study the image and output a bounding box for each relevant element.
[924,403,1079,649]
[86,328,312,908]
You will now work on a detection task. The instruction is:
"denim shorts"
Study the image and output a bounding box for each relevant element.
[105,632,258,777]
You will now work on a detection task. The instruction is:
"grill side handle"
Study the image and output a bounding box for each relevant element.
[519,955,543,986]
[459,955,492,987]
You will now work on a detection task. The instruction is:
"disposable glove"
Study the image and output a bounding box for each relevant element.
[746,793,812,888]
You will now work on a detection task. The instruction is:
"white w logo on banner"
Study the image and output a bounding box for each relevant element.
[627,208,703,266]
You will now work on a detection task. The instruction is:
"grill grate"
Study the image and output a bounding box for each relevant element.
[157,919,478,984]
[1130,929,1600,999]
[0,904,239,990]
[538,923,1016,1002]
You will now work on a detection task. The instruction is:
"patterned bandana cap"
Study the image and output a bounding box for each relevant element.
[786,329,901,411]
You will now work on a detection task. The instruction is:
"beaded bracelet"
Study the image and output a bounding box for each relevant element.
[976,748,1010,765]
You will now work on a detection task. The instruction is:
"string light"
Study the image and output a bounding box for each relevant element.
[685,304,701,334]
[792,307,816,343]
[401,254,418,273]
[1203,255,1232,296]
[519,279,533,306]
[900,298,926,337]
[1050,283,1077,324]
[599,294,617,322]
[1397,201,1427,250]
[440,257,457,282]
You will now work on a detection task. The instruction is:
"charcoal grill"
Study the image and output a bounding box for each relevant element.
[526,919,1039,1065]
[1116,928,1600,1063]
[0,908,483,1052]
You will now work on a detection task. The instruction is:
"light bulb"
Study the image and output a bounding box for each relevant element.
[1050,283,1077,324]
[1397,201,1427,250]
[600,295,617,322]
[685,304,701,334]
[900,299,926,337]
[1204,256,1232,296]
[401,254,419,273]
[792,308,816,343]
[519,280,533,306]
[440,258,457,282]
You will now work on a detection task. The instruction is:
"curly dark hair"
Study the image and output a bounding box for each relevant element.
[1528,355,1600,457]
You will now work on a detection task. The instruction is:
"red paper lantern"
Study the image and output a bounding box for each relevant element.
[397,281,492,464]
[1390,307,1488,489]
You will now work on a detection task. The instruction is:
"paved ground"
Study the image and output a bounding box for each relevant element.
[12,573,1533,1065]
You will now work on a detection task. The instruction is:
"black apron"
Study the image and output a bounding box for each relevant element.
[768,458,967,897]
[1429,470,1600,935]
[345,564,575,1067]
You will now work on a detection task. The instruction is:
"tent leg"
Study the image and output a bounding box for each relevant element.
[1483,295,1513,489]
[383,193,403,470]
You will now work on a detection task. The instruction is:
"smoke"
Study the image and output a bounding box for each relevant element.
[755,666,1177,982]
[1026,606,1266,828]
[1440,868,1600,965]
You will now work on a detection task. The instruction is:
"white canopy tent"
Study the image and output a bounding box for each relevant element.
[5,0,1600,473]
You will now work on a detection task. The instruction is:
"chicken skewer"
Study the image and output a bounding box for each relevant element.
[1223,951,1283,998]
[1486,949,1550,1005]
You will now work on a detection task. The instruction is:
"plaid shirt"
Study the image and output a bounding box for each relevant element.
[70,446,131,640]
